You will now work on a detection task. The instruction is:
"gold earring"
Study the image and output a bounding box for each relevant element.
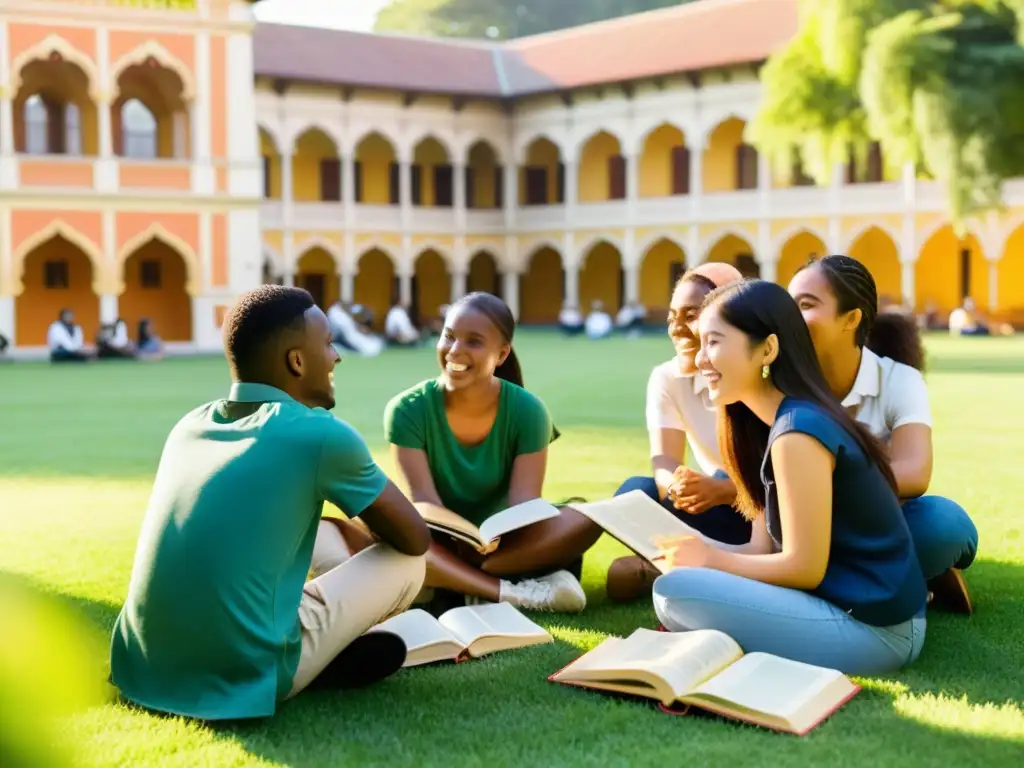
[762,364,770,380]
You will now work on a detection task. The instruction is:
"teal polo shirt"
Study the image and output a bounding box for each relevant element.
[109,382,388,720]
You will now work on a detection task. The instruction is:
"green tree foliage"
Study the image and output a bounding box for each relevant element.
[374,0,692,39]
[748,0,1024,230]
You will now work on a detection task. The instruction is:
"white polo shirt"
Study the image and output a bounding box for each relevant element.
[842,348,932,443]
[645,360,722,476]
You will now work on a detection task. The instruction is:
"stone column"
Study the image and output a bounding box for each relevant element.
[502,270,520,320]
[453,161,466,232]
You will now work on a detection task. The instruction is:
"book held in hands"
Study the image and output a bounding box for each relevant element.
[550,627,860,735]
[419,498,562,554]
[573,490,713,571]
[374,602,553,667]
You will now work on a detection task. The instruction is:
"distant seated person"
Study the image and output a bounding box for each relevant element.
[615,302,646,337]
[97,319,137,359]
[424,304,448,336]
[948,297,990,337]
[384,302,420,346]
[350,304,375,334]
[326,301,384,357]
[137,319,165,361]
[0,331,9,360]
[47,309,92,362]
[558,303,584,336]
[584,301,613,339]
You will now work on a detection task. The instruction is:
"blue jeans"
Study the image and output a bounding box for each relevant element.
[653,568,927,676]
[615,475,752,545]
[901,495,977,580]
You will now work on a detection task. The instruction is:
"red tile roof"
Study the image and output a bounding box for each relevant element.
[253,0,799,98]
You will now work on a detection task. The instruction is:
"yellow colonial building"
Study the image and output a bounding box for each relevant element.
[2,0,1023,351]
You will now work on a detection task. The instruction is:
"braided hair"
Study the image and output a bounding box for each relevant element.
[798,255,925,371]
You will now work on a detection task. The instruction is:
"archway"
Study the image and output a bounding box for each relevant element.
[848,227,902,304]
[998,225,1024,322]
[295,246,339,311]
[577,131,624,202]
[113,56,189,158]
[704,117,752,192]
[466,140,501,209]
[14,234,99,345]
[13,56,96,155]
[579,241,623,313]
[119,238,192,342]
[640,238,686,316]
[640,123,688,198]
[777,230,827,288]
[354,132,398,204]
[412,137,452,207]
[916,225,988,314]
[292,127,339,202]
[467,251,501,296]
[520,137,562,206]
[706,233,758,275]
[519,247,564,323]
[353,248,395,330]
[414,249,451,323]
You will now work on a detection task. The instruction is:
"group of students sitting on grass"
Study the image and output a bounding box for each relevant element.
[108,256,977,722]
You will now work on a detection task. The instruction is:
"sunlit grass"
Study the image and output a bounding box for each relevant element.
[1,333,1022,766]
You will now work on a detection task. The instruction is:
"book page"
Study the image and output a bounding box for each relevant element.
[374,609,463,654]
[561,628,742,700]
[688,652,847,723]
[478,499,562,545]
[574,490,705,566]
[418,506,483,545]
[439,602,551,648]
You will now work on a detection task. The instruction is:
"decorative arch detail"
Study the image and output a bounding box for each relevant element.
[10,35,101,99]
[638,231,688,259]
[12,220,106,296]
[699,227,757,264]
[840,222,901,255]
[515,132,566,165]
[292,236,342,269]
[116,223,201,297]
[110,40,196,101]
[577,235,625,266]
[772,225,829,255]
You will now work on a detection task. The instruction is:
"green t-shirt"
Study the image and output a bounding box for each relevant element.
[109,382,387,721]
[384,378,555,525]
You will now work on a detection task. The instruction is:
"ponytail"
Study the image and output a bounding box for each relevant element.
[494,345,525,388]
[867,311,926,372]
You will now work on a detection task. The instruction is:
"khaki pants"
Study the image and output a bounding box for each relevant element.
[287,520,426,698]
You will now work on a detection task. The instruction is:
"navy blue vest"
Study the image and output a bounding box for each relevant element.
[762,398,928,626]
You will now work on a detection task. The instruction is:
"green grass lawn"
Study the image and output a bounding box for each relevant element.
[1,333,1022,767]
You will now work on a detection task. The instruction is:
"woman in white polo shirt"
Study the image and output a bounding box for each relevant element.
[606,262,751,602]
[788,255,978,614]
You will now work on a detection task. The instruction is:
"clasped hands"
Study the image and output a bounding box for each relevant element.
[667,466,735,514]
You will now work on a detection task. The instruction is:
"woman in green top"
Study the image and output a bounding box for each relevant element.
[384,292,602,613]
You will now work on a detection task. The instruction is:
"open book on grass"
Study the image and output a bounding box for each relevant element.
[573,490,713,571]
[420,498,561,554]
[550,628,860,735]
[374,602,553,667]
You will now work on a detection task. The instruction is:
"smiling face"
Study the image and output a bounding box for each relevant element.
[667,278,715,375]
[696,303,766,405]
[788,264,860,361]
[291,306,341,410]
[436,304,509,391]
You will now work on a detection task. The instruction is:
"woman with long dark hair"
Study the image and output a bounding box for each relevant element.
[384,292,601,613]
[789,255,977,613]
[653,280,928,675]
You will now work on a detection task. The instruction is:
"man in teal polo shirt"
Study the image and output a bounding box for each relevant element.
[109,285,431,720]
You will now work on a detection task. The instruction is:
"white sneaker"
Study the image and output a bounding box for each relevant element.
[499,570,587,613]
